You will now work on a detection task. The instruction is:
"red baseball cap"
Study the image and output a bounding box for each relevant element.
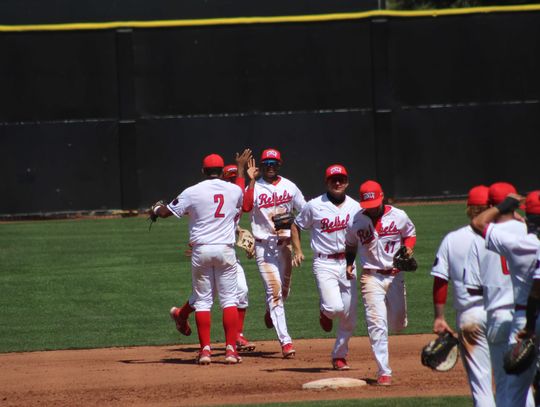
[467,185,489,206]
[489,182,517,205]
[524,190,540,215]
[325,164,348,180]
[202,153,224,168]
[359,180,384,209]
[222,164,238,179]
[261,148,281,162]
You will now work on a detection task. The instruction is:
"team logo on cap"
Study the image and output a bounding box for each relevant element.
[363,192,376,200]
[266,150,278,158]
[330,167,343,175]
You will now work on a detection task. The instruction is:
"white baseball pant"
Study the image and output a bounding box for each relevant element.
[360,270,407,377]
[190,244,239,311]
[236,261,249,309]
[456,305,495,407]
[314,257,357,359]
[188,259,248,308]
[255,238,293,345]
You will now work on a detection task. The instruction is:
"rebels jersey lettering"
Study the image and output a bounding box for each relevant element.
[463,220,526,311]
[431,226,482,311]
[167,178,243,245]
[250,176,306,239]
[295,194,360,255]
[345,205,416,270]
[485,221,540,306]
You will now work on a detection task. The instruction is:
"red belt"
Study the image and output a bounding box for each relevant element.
[255,238,290,246]
[515,304,527,311]
[317,252,346,260]
[364,268,400,276]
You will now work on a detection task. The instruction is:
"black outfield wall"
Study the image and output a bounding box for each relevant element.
[1,9,540,214]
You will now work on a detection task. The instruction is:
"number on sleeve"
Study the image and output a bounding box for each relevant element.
[214,194,225,218]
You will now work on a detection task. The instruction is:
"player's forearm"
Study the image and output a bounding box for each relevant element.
[345,244,357,266]
[290,224,302,254]
[154,203,173,218]
[471,195,521,235]
[403,236,416,249]
[242,186,255,212]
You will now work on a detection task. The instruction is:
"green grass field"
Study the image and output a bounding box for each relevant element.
[0,203,465,353]
[0,203,470,406]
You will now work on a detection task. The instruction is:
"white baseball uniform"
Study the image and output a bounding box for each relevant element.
[345,205,415,378]
[432,225,494,407]
[294,193,360,360]
[168,178,243,311]
[484,222,540,407]
[247,175,306,346]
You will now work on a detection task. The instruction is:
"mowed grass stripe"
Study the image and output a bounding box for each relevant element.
[0,203,465,352]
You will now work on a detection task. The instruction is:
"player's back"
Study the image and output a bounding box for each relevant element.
[432,225,479,311]
[184,179,242,245]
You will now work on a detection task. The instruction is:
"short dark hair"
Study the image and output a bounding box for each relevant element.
[203,167,223,178]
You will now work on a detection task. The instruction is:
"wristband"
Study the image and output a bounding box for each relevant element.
[496,196,520,214]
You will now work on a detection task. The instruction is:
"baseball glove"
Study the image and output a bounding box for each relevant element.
[421,332,459,372]
[147,200,165,230]
[503,336,537,375]
[272,212,295,231]
[393,246,418,272]
[236,227,255,259]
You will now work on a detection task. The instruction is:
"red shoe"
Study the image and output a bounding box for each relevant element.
[332,358,350,371]
[264,310,274,329]
[319,310,333,332]
[170,306,192,336]
[236,335,256,352]
[282,343,296,359]
[197,346,212,365]
[377,375,392,386]
[224,344,243,364]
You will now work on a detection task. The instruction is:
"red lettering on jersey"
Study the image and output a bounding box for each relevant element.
[258,191,293,208]
[357,225,375,245]
[321,214,350,233]
[377,221,400,237]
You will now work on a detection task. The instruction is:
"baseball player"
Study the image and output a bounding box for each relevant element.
[170,150,256,352]
[345,180,416,386]
[472,190,540,406]
[242,148,306,358]
[463,182,531,407]
[290,164,360,370]
[431,185,495,407]
[152,153,243,365]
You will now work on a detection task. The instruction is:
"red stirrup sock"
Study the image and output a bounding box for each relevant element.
[195,311,211,349]
[223,306,238,348]
[237,308,247,336]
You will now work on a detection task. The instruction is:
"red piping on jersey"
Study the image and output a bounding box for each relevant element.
[372,205,392,233]
[433,276,448,305]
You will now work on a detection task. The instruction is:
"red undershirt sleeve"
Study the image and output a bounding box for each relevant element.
[242,187,254,212]
[403,236,416,249]
[433,276,448,305]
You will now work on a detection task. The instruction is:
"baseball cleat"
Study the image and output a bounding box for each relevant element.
[332,358,350,371]
[264,310,274,329]
[197,345,212,365]
[236,335,256,352]
[377,375,392,386]
[319,310,333,332]
[282,343,296,359]
[170,306,192,336]
[224,344,243,364]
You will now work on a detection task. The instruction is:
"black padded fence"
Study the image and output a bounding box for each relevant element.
[1,8,539,215]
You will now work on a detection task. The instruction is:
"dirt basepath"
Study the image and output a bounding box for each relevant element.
[0,334,470,407]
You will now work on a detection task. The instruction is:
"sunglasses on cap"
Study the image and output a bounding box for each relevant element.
[262,160,280,167]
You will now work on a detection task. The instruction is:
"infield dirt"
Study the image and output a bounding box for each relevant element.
[0,334,470,406]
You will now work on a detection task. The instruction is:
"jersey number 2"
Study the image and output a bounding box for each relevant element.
[214,194,225,218]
